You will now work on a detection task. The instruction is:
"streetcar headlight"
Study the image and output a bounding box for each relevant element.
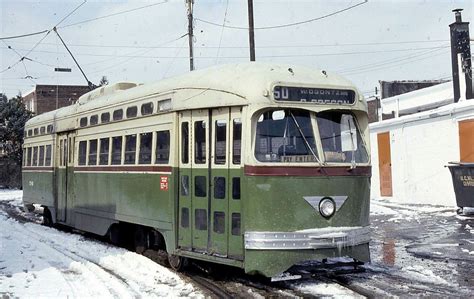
[319,197,336,218]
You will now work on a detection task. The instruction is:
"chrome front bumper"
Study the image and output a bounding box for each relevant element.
[244,226,370,250]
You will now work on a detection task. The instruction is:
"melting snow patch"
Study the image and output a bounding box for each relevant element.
[401,265,449,285]
[296,281,362,298]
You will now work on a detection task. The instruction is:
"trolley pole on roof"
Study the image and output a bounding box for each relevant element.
[186,0,195,71]
[247,0,256,61]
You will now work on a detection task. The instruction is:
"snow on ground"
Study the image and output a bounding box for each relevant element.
[0,190,202,298]
[295,281,363,298]
[371,197,457,222]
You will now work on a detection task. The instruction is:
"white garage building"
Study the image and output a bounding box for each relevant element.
[369,82,474,206]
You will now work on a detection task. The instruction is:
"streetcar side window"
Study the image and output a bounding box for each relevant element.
[34,128,38,136]
[80,117,88,127]
[181,175,189,196]
[99,138,109,165]
[47,125,53,133]
[126,106,137,118]
[195,176,206,197]
[38,146,45,166]
[40,126,45,135]
[88,139,98,165]
[27,147,32,166]
[195,209,207,230]
[194,121,206,164]
[45,145,52,166]
[156,130,170,164]
[213,211,225,234]
[32,146,38,166]
[28,129,32,137]
[232,177,241,200]
[214,177,226,199]
[215,120,226,165]
[111,136,123,165]
[22,149,26,166]
[231,213,241,236]
[101,112,110,123]
[124,134,137,164]
[233,119,242,164]
[139,132,152,164]
[78,141,87,165]
[181,208,189,228]
[141,102,153,116]
[90,115,98,126]
[181,122,189,164]
[113,109,123,121]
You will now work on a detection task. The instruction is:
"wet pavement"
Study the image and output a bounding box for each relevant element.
[348,199,474,296]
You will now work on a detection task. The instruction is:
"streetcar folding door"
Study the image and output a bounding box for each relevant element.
[177,108,243,259]
[55,131,75,224]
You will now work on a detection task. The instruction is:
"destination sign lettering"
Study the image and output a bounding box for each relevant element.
[273,86,355,105]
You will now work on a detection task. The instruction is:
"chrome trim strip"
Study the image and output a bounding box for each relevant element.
[244,226,370,250]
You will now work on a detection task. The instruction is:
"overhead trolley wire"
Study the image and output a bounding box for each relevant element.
[0,1,86,74]
[0,45,451,60]
[342,47,450,76]
[0,30,50,41]
[195,0,368,30]
[215,0,230,64]
[58,1,169,29]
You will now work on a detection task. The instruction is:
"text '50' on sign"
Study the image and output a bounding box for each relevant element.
[273,86,356,105]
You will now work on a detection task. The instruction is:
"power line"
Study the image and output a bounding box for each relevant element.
[0,1,86,74]
[342,48,450,76]
[0,45,451,59]
[58,1,168,29]
[195,0,368,30]
[54,0,87,28]
[0,30,50,41]
[337,45,449,73]
[215,0,230,64]
[4,39,451,50]
[88,33,189,76]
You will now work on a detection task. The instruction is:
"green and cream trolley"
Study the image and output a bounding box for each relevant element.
[22,63,371,278]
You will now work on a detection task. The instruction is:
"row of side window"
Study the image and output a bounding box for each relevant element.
[26,124,54,137]
[180,208,241,236]
[23,145,52,167]
[77,130,170,166]
[181,118,242,165]
[79,99,171,128]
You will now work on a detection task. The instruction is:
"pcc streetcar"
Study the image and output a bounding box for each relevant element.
[22,63,371,278]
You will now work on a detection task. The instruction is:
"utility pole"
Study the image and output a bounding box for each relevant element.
[247,0,256,61]
[186,0,195,71]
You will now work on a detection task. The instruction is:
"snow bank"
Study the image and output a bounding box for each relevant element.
[0,190,202,298]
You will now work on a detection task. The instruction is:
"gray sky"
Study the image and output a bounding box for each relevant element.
[0,0,472,98]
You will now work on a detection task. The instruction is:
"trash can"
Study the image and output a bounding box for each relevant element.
[447,162,474,209]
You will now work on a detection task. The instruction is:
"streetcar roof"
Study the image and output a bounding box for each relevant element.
[25,63,358,128]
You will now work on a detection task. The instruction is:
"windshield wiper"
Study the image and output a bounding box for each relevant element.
[289,111,324,167]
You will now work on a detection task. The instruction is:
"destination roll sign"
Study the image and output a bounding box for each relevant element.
[273,86,355,105]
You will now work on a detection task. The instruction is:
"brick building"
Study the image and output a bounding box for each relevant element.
[22,84,90,115]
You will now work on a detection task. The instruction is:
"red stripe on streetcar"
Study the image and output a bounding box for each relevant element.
[244,165,371,177]
[74,165,172,172]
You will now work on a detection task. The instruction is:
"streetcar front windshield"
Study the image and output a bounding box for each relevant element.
[317,111,368,163]
[254,109,368,164]
[255,109,319,163]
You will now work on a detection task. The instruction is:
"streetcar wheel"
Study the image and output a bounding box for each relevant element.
[168,254,188,272]
[42,208,53,227]
[134,227,147,254]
